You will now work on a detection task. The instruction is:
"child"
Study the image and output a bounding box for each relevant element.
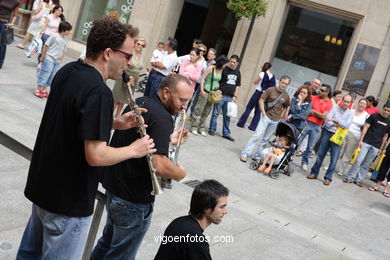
[150,41,166,63]
[34,21,72,98]
[258,135,291,174]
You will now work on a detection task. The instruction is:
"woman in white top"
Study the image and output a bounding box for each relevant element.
[237,62,275,131]
[335,98,369,175]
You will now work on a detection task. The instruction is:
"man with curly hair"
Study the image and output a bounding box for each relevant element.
[16,16,156,260]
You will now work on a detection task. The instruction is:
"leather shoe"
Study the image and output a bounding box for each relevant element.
[323,179,331,185]
[307,174,317,179]
[354,181,363,187]
[208,131,215,136]
[223,135,235,142]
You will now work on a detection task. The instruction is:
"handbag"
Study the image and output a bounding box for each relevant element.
[350,147,360,164]
[329,127,348,146]
[207,67,222,104]
[1,28,14,45]
[25,34,43,58]
[370,154,386,171]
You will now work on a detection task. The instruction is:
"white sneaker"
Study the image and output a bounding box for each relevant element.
[200,131,207,137]
[337,171,344,176]
[302,164,308,171]
[191,129,198,135]
[323,166,329,170]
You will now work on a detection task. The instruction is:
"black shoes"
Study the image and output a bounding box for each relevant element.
[208,131,215,136]
[222,136,235,142]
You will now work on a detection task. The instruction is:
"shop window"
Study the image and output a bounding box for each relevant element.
[272,5,356,91]
[74,0,135,43]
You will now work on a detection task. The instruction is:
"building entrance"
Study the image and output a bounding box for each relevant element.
[174,0,237,56]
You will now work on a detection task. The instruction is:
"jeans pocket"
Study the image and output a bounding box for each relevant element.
[110,197,140,228]
[40,210,68,235]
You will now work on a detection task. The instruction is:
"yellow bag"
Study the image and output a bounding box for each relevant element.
[376,154,386,171]
[329,127,348,146]
[350,147,360,164]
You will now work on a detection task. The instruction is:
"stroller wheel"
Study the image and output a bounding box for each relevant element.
[270,169,279,179]
[249,160,258,170]
[286,168,294,177]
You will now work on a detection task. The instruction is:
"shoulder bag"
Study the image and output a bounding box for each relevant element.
[264,90,286,110]
[208,67,222,104]
[1,27,14,45]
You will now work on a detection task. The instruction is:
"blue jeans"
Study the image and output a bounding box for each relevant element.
[90,192,153,260]
[37,59,61,87]
[16,204,92,260]
[300,121,322,166]
[310,129,343,181]
[144,71,165,97]
[189,83,200,116]
[347,142,379,182]
[209,95,233,136]
[241,114,278,159]
[0,22,7,68]
[237,90,262,130]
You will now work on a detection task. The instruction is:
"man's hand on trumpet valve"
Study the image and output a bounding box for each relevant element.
[170,128,189,146]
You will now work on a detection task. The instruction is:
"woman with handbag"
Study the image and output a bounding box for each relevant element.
[0,0,19,69]
[112,36,147,117]
[190,55,229,136]
[17,0,51,49]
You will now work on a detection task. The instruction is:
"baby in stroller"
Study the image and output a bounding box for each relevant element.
[257,135,291,174]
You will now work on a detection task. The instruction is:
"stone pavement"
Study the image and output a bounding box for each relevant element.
[1,40,390,260]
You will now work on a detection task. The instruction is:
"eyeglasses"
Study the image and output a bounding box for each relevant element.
[136,42,145,47]
[112,49,133,61]
[320,89,328,92]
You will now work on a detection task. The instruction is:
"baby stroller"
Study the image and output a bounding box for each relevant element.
[249,121,301,179]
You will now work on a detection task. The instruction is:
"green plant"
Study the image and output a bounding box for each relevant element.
[227,0,268,20]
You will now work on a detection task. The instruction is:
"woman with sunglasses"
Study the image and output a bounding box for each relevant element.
[112,36,147,118]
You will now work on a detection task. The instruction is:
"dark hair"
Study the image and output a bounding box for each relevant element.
[189,180,229,219]
[261,62,272,72]
[158,42,165,47]
[158,74,191,93]
[51,5,65,21]
[190,47,200,56]
[58,21,72,33]
[366,96,378,107]
[383,102,390,109]
[193,38,203,45]
[332,90,342,97]
[43,0,50,3]
[230,54,240,62]
[303,81,311,86]
[293,85,312,103]
[51,0,60,4]
[214,55,229,70]
[168,37,178,51]
[86,16,139,60]
[321,84,332,98]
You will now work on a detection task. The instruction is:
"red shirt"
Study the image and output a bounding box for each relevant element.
[365,106,379,115]
[306,96,333,126]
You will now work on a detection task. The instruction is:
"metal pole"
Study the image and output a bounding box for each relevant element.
[237,14,256,70]
[81,191,107,260]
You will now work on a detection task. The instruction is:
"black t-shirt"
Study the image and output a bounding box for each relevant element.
[364,113,390,148]
[102,95,173,204]
[219,66,241,97]
[24,60,113,217]
[154,215,212,260]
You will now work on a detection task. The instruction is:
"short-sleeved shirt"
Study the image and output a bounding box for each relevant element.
[261,86,290,121]
[102,95,173,204]
[0,0,19,21]
[156,51,178,76]
[306,95,333,126]
[363,113,390,148]
[24,60,114,217]
[45,33,67,63]
[154,215,212,260]
[219,66,241,97]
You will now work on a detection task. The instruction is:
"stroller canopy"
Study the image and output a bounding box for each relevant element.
[275,121,300,144]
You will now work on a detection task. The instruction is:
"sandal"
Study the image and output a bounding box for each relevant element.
[383,192,389,198]
[368,186,379,192]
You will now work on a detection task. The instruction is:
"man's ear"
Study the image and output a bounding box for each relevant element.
[103,48,111,61]
[161,87,170,99]
[204,208,212,217]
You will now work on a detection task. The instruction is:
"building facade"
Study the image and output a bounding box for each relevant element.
[17,0,390,109]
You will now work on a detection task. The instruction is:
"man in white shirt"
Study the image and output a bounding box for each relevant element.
[144,37,178,97]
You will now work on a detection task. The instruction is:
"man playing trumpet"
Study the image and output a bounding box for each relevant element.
[91,74,192,259]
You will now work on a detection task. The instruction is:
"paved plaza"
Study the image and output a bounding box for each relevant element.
[0,41,389,260]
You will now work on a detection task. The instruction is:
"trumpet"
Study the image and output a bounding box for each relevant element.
[122,72,163,195]
[162,109,187,189]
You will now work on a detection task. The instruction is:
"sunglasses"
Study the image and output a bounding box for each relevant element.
[320,89,328,92]
[136,42,145,47]
[112,49,133,61]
